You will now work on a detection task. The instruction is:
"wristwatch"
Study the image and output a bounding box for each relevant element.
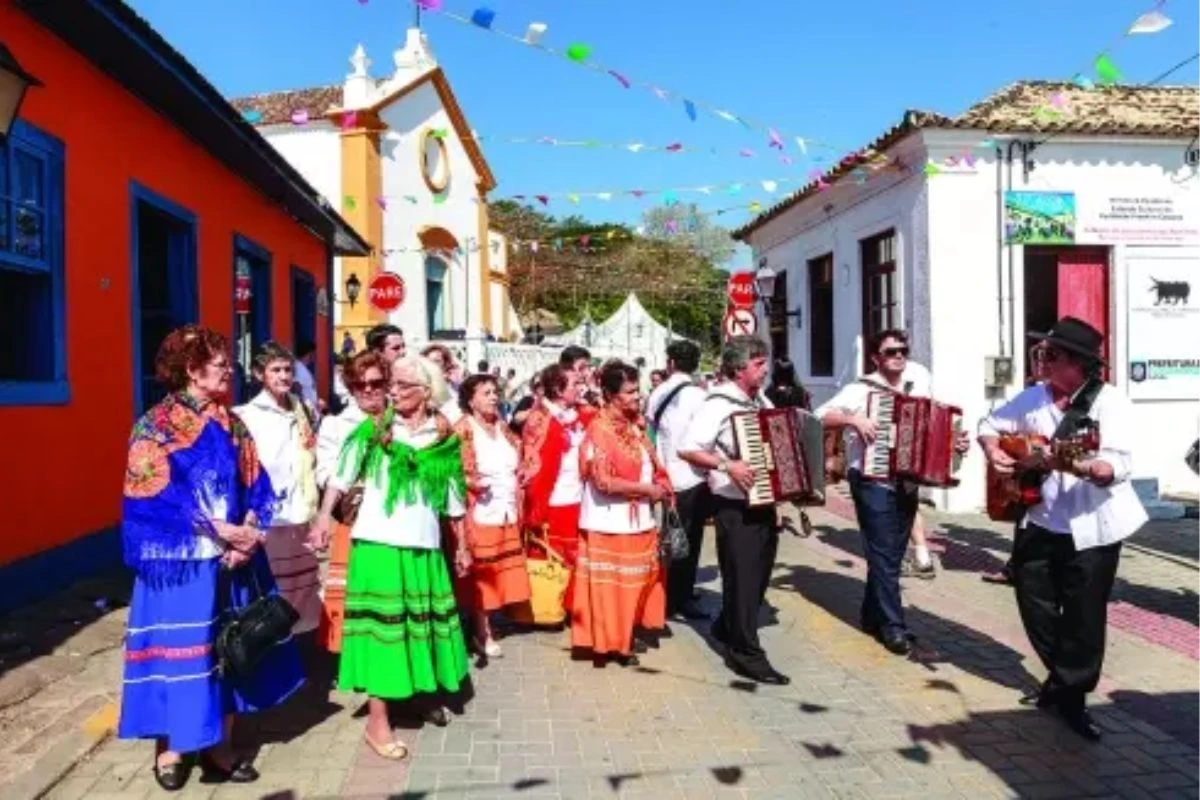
[716,457,729,474]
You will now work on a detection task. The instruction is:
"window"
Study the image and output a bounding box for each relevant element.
[860,229,898,370]
[425,255,447,335]
[0,121,67,405]
[808,253,834,377]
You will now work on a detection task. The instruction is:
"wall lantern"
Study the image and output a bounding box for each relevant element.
[0,42,42,142]
[344,272,362,307]
[755,264,803,329]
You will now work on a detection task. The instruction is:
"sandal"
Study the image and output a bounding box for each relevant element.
[472,636,503,658]
[364,733,409,761]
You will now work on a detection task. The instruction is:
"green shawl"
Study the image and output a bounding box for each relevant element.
[337,408,466,517]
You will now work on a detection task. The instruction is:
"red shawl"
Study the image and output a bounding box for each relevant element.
[580,405,671,498]
[520,400,592,526]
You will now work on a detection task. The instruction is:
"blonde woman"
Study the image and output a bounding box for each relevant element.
[311,356,471,758]
[233,342,322,635]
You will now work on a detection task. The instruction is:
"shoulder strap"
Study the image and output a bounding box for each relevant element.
[651,380,692,432]
[1053,377,1104,439]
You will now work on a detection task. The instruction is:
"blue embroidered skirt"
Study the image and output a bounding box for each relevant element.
[118,552,305,753]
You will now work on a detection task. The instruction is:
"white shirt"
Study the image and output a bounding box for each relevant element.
[467,417,519,526]
[814,363,933,477]
[979,382,1147,550]
[646,372,707,492]
[545,400,585,507]
[316,404,367,488]
[329,414,466,550]
[293,360,318,412]
[233,391,317,525]
[439,398,463,425]
[679,383,773,500]
[579,442,656,534]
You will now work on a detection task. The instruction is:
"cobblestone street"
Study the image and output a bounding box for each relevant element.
[8,499,1198,800]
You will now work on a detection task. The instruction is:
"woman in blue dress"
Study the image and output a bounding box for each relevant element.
[120,325,304,791]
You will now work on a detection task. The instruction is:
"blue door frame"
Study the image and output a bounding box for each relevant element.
[129,182,198,417]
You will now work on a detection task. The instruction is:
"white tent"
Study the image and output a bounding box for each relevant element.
[545,292,690,369]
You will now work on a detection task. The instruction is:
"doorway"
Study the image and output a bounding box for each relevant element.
[131,186,197,415]
[1023,246,1111,382]
[291,267,317,353]
[233,236,272,401]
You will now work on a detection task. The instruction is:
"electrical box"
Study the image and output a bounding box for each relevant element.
[984,356,1014,389]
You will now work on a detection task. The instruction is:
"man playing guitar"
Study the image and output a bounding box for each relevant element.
[978,317,1146,741]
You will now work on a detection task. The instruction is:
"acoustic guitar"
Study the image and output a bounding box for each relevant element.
[985,425,1100,522]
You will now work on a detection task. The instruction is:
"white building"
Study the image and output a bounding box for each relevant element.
[232,29,521,350]
[735,80,1200,512]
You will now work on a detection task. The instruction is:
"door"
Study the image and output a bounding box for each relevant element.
[233,236,272,401]
[1023,246,1110,382]
[291,267,317,352]
[425,255,447,337]
[131,187,198,415]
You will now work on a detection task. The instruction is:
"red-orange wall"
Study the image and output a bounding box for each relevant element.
[0,4,331,567]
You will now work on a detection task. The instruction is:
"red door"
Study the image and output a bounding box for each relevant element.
[1056,247,1110,379]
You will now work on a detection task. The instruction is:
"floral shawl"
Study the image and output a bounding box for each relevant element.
[580,404,672,498]
[122,392,276,583]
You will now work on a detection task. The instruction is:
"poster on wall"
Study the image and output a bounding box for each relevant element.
[1003,191,1076,244]
[1077,192,1200,246]
[1126,256,1200,400]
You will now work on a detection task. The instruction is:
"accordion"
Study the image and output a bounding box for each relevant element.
[863,392,963,487]
[730,407,826,508]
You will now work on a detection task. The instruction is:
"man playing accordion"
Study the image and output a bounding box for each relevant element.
[817,329,969,655]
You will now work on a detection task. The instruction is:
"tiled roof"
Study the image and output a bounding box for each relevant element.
[230,85,342,126]
[733,80,1200,240]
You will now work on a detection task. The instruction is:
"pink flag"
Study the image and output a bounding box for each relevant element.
[665,142,683,152]
[342,111,358,130]
[608,70,631,89]
[768,128,784,150]
[536,195,549,206]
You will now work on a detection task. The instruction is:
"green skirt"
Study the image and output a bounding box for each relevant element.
[338,541,469,700]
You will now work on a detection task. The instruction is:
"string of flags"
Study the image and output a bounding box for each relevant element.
[400,0,847,157]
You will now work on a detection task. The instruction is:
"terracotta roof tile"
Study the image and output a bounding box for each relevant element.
[734,80,1200,240]
[230,85,342,125]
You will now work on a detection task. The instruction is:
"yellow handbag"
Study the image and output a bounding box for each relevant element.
[510,526,570,627]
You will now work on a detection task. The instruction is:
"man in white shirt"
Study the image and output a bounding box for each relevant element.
[646,340,710,620]
[678,336,789,685]
[292,339,320,416]
[978,317,1146,742]
[817,329,968,656]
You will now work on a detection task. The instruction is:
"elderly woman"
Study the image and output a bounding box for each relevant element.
[573,361,673,667]
[311,356,471,759]
[233,342,321,636]
[452,374,531,657]
[120,326,303,791]
[313,351,391,652]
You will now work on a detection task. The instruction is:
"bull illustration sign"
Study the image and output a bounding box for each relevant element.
[1149,278,1190,305]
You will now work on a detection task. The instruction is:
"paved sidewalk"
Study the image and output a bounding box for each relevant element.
[14,501,1200,799]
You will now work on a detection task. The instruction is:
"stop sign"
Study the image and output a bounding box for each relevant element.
[368,272,405,313]
[727,272,757,309]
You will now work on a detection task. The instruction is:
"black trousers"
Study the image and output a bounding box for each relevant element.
[666,483,712,612]
[712,495,779,674]
[1012,524,1122,710]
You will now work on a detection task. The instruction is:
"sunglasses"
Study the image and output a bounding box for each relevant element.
[1031,346,1063,363]
[879,346,909,358]
[350,378,387,392]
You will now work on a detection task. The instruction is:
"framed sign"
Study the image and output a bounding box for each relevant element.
[1003,191,1076,245]
[1126,255,1200,400]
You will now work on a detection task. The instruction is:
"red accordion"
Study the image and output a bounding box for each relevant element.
[864,392,962,487]
[730,407,826,508]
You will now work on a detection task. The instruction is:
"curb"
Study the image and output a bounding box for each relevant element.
[2,699,117,800]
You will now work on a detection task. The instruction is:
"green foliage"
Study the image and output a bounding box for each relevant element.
[490,201,729,355]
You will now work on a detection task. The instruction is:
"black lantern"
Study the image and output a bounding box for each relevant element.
[344,272,362,307]
[0,42,42,142]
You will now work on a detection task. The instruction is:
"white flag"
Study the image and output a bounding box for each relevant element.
[1128,10,1172,34]
[525,22,548,45]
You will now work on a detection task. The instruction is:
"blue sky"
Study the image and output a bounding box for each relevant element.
[129,0,1197,260]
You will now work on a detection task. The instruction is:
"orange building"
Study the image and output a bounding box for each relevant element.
[0,0,369,611]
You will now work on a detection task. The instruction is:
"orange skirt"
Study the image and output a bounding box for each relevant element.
[317,521,352,653]
[570,529,665,656]
[463,519,531,612]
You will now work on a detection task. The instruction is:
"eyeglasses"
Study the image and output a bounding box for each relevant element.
[1031,346,1063,364]
[350,378,387,392]
[392,380,426,391]
[879,347,909,358]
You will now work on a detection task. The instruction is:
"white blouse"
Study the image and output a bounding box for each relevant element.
[545,400,585,507]
[315,404,367,488]
[467,417,520,527]
[233,391,317,526]
[579,442,656,534]
[329,414,465,550]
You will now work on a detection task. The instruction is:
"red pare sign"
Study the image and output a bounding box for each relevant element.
[234,273,252,315]
[727,272,756,309]
[368,273,405,313]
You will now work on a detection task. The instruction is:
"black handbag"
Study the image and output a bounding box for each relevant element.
[214,564,298,680]
[659,507,690,562]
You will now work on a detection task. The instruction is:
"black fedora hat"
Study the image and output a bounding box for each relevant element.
[1029,316,1106,363]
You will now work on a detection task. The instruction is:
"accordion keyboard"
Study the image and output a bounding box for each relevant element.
[863,392,895,479]
[731,413,776,506]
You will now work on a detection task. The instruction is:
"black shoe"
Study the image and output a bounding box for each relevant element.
[709,622,729,645]
[1059,706,1102,741]
[199,754,259,784]
[1019,680,1061,709]
[631,639,649,654]
[423,706,451,727]
[881,631,911,655]
[152,759,192,792]
[672,601,711,621]
[615,653,640,667]
[754,667,791,686]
